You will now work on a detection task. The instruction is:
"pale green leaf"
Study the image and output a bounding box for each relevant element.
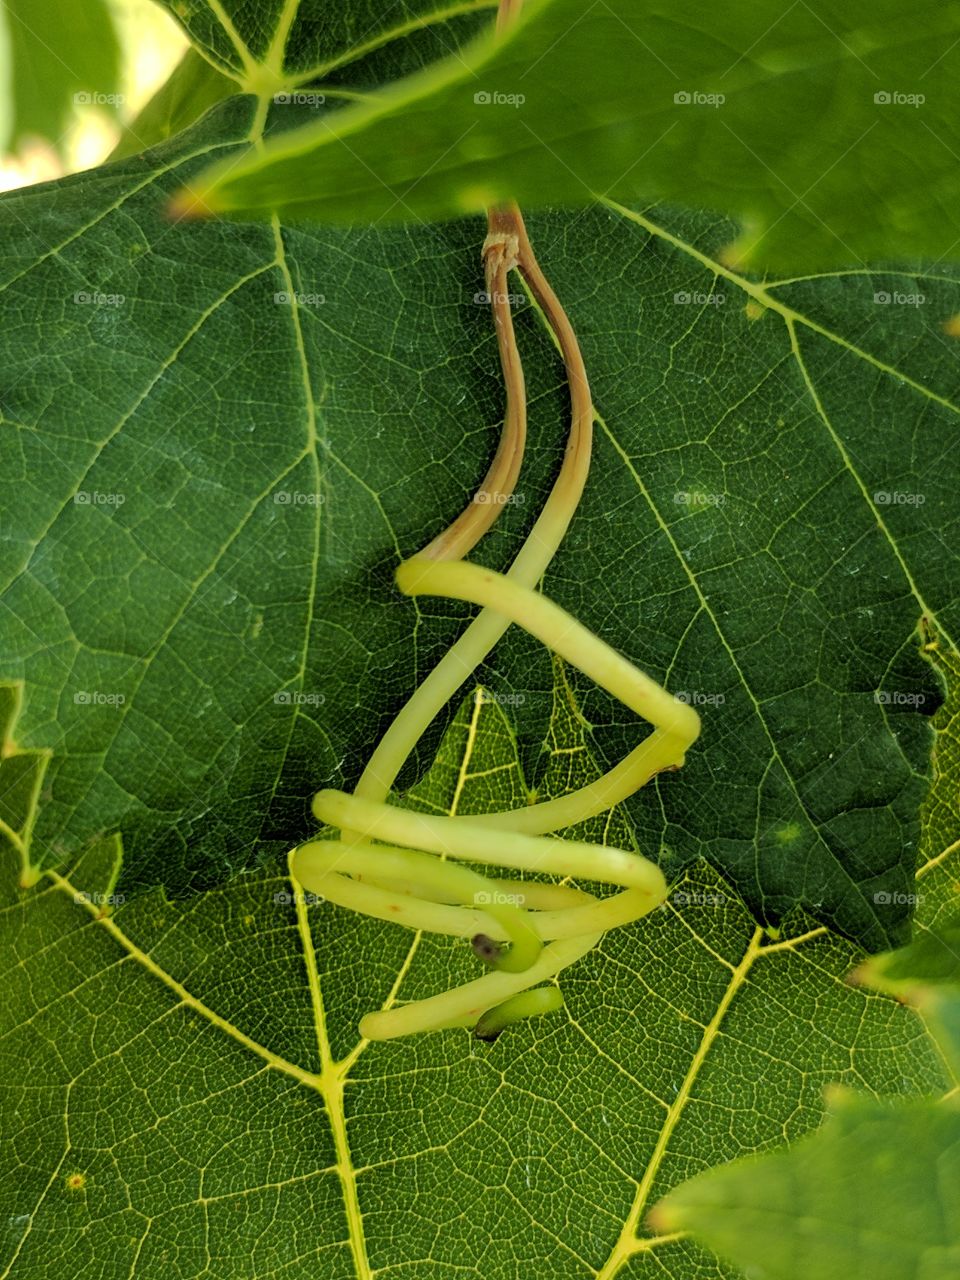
[855,916,960,1078]
[178,0,960,269]
[0,0,121,151]
[651,1091,960,1280]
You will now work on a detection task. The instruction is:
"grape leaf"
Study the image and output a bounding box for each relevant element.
[175,0,960,270]
[154,0,497,89]
[0,664,951,1279]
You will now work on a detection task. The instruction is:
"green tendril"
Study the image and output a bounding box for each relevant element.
[289,202,700,1041]
[474,988,565,1041]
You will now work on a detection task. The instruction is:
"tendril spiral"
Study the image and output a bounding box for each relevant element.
[290,200,700,1040]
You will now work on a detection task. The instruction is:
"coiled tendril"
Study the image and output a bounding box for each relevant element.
[291,197,701,1041]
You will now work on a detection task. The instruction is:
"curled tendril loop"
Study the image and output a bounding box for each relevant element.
[291,204,700,1040]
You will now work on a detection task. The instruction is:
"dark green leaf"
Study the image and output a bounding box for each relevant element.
[0,92,950,943]
[155,0,496,85]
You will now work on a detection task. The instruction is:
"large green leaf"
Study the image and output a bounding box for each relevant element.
[0,667,951,1279]
[0,75,953,942]
[176,0,960,269]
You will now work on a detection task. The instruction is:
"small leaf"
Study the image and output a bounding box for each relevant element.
[651,1090,960,1280]
[854,919,960,1077]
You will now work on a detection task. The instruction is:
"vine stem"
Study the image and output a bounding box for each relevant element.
[418,213,527,561]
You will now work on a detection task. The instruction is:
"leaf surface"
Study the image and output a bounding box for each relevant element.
[649,644,960,1278]
[651,1091,960,1280]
